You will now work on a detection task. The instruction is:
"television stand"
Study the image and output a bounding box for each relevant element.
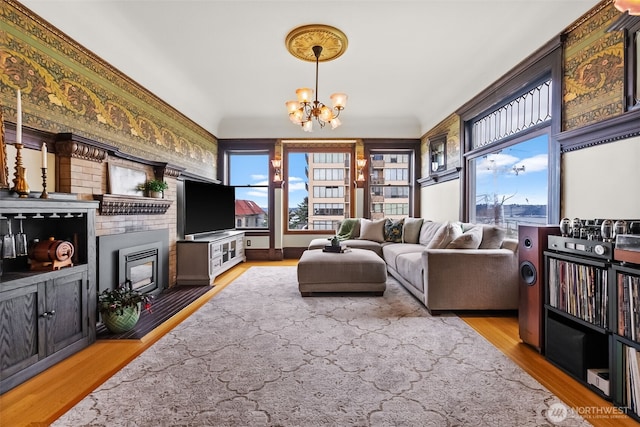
[176,231,245,286]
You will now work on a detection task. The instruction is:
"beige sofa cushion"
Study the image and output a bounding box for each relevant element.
[478,225,507,249]
[418,221,443,246]
[426,221,463,249]
[447,224,483,249]
[402,218,423,244]
[359,218,386,243]
[382,243,424,271]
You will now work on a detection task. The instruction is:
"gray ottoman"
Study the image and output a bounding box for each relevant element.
[297,248,387,296]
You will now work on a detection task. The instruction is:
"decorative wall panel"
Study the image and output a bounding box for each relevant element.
[563,2,625,131]
[0,0,217,180]
[420,113,460,178]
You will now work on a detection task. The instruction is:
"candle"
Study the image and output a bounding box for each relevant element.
[16,89,22,145]
[41,142,47,169]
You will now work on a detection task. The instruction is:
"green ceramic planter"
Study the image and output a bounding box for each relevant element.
[101,304,141,333]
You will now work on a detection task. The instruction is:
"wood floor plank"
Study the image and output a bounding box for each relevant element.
[1,261,636,426]
[461,314,637,426]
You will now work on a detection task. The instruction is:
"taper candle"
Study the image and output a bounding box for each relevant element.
[16,89,22,144]
[41,142,47,168]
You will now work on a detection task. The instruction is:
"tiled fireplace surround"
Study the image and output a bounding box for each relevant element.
[52,132,184,290]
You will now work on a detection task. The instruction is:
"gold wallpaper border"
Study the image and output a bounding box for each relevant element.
[562,1,625,131]
[0,0,217,179]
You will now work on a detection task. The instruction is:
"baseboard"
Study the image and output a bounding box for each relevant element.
[283,247,306,259]
[245,248,284,261]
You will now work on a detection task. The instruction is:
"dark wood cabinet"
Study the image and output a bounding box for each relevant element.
[0,198,98,394]
[0,266,89,393]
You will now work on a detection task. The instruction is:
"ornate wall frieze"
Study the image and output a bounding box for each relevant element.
[1,0,217,180]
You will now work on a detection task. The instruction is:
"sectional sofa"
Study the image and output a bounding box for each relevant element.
[308,218,519,314]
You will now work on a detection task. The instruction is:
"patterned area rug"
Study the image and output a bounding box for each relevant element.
[53,266,589,426]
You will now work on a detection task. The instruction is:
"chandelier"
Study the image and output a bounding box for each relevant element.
[615,0,640,15]
[285,25,348,132]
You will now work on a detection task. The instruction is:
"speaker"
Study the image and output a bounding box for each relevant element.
[518,224,560,351]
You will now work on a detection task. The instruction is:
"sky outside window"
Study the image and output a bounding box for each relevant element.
[229,154,269,208]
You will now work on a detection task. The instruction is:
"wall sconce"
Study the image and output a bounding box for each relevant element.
[429,135,446,175]
[356,158,367,182]
[271,159,282,182]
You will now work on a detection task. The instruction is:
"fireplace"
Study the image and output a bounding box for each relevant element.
[119,243,161,296]
[98,229,169,297]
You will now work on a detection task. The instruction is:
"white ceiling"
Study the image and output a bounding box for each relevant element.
[21,0,599,140]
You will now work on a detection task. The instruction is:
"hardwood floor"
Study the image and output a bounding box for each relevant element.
[1,260,636,426]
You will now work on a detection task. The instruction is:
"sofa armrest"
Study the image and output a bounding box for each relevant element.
[421,248,519,311]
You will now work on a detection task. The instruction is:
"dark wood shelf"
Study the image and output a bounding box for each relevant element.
[94,194,172,215]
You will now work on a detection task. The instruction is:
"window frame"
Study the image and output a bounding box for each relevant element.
[283,144,355,235]
[218,140,277,244]
[465,126,552,236]
[364,145,419,220]
[457,37,562,226]
[225,150,271,231]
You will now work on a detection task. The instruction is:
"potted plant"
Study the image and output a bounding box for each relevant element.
[138,179,169,198]
[98,283,153,333]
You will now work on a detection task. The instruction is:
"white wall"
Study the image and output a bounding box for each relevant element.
[420,179,460,221]
[562,136,640,220]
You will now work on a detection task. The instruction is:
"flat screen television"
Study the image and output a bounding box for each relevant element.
[181,180,236,237]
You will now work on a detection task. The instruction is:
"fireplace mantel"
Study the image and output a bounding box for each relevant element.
[94,194,172,215]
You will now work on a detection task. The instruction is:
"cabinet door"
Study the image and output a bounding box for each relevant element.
[44,270,88,355]
[0,282,46,381]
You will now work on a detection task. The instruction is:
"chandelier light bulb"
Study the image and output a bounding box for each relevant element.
[330,93,348,109]
[286,100,300,114]
[319,105,333,122]
[291,109,304,123]
[303,120,313,132]
[296,88,313,103]
[330,118,341,129]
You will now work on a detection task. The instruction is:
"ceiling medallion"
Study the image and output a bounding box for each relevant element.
[285,24,348,62]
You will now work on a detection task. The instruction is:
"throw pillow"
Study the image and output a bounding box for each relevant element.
[402,217,423,244]
[478,225,507,249]
[426,221,463,249]
[419,221,443,246]
[358,218,386,243]
[447,224,483,249]
[384,218,404,243]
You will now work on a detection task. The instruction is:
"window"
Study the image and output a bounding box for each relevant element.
[313,186,344,198]
[384,168,408,182]
[467,79,553,237]
[313,168,345,180]
[313,203,344,216]
[368,150,413,221]
[228,152,269,229]
[286,148,352,231]
[383,203,409,216]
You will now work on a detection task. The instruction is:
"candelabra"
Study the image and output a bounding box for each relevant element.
[40,168,49,199]
[11,143,30,198]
